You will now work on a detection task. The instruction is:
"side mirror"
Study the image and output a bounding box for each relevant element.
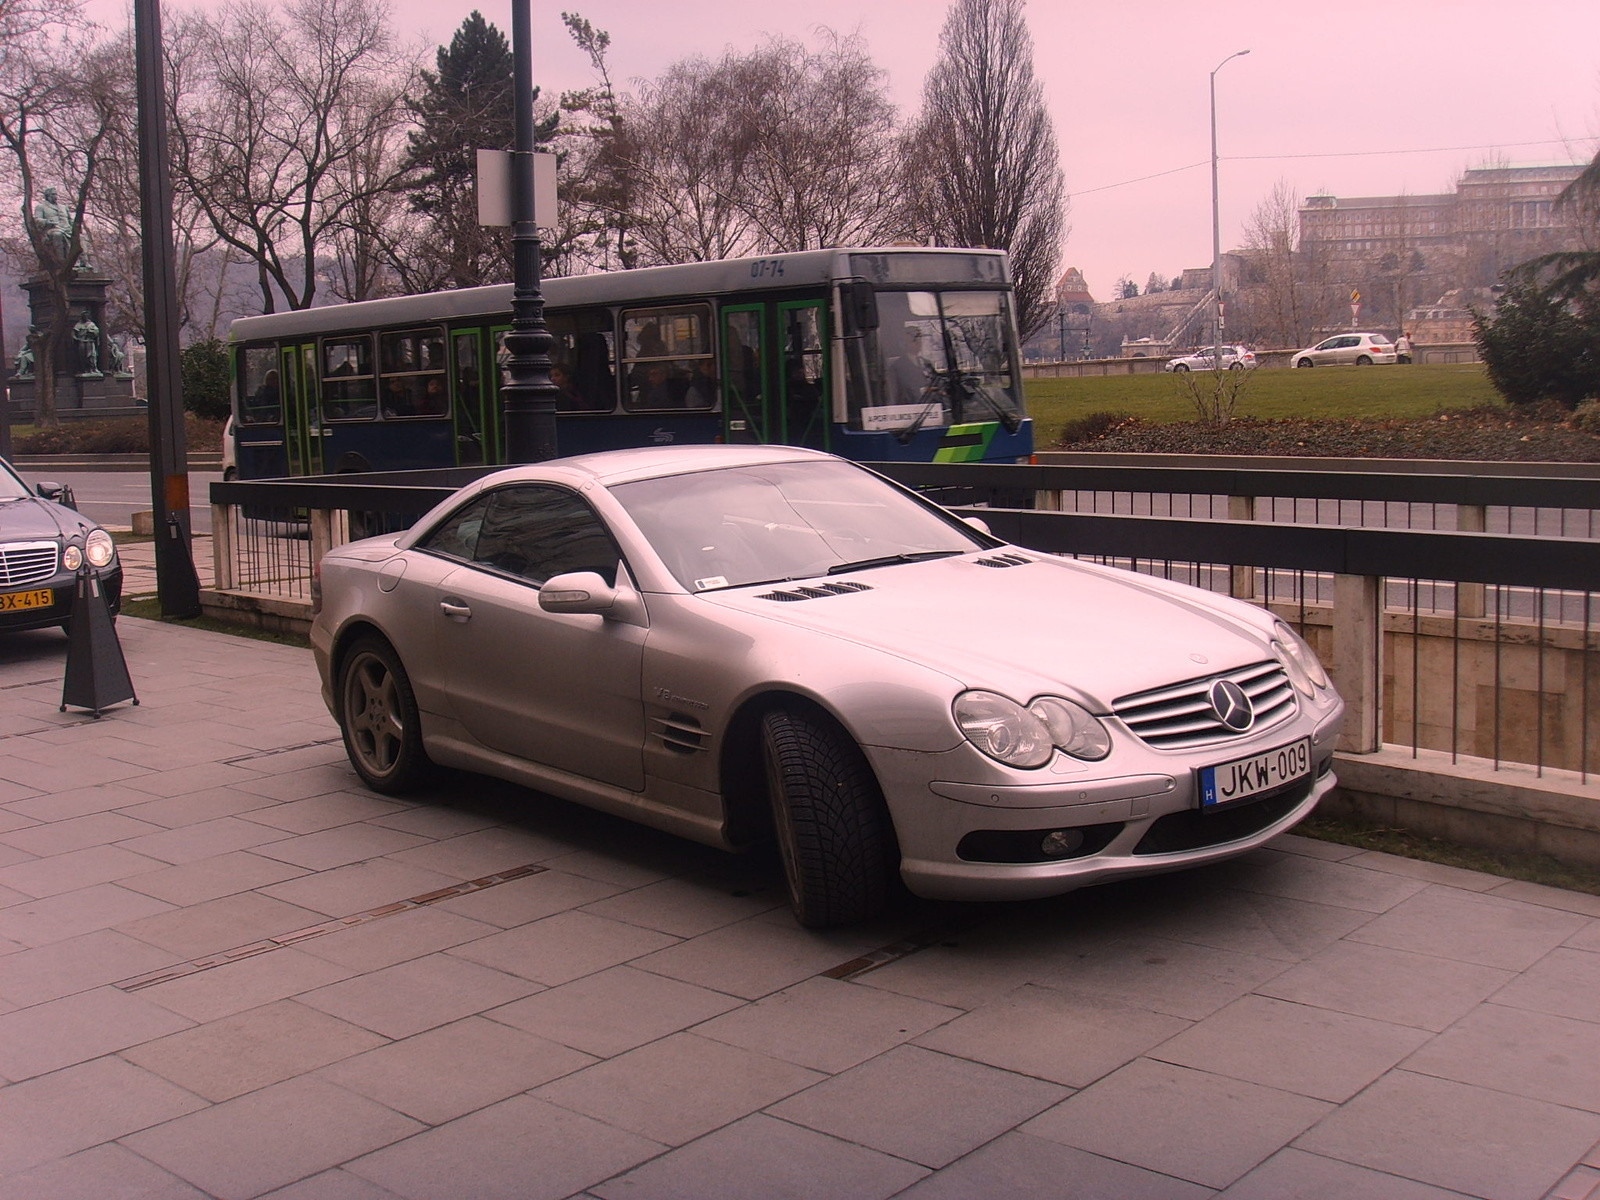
[539,570,617,616]
[962,516,992,537]
[36,481,76,510]
[842,279,879,333]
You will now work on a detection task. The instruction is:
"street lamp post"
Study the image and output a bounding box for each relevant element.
[1210,49,1249,373]
[501,0,559,464]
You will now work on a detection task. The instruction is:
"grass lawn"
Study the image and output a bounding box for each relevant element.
[1023,362,1500,446]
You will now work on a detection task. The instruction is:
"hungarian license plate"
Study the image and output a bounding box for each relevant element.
[1200,738,1312,809]
[0,589,53,612]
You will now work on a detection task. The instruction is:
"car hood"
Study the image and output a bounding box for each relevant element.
[699,554,1276,708]
[0,495,86,541]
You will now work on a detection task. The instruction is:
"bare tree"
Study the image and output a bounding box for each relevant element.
[565,28,904,268]
[1236,180,1338,348]
[903,0,1065,337]
[0,15,123,425]
[167,0,416,312]
[723,32,901,252]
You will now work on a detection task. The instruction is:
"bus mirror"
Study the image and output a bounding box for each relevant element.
[844,280,879,333]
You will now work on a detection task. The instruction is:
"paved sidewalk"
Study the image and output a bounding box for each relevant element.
[115,535,216,597]
[1,617,1599,1199]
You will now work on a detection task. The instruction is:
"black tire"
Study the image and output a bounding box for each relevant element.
[1295,358,1314,368]
[761,705,895,928]
[1172,363,1190,373]
[1356,355,1373,366]
[1228,361,1245,371]
[338,636,432,793]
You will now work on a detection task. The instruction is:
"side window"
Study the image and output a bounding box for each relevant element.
[420,494,492,562]
[237,345,281,425]
[546,309,616,413]
[621,304,715,411]
[378,328,448,419]
[468,486,620,587]
[321,336,377,420]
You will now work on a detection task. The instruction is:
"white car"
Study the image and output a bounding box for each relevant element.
[1165,345,1256,372]
[1291,333,1397,367]
[312,445,1345,927]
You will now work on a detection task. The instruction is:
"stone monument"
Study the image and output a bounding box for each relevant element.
[7,184,138,419]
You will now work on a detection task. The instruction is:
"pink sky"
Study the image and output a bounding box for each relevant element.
[105,0,1600,301]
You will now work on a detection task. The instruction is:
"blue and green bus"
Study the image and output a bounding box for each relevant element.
[228,246,1031,479]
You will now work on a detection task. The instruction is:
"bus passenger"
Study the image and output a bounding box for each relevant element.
[685,359,718,408]
[418,377,447,415]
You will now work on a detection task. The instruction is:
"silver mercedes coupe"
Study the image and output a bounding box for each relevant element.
[312,445,1344,928]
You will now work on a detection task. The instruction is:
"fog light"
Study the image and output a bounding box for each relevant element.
[1039,829,1084,859]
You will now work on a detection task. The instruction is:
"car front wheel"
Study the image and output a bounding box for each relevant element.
[338,636,432,793]
[761,705,895,928]
[1295,358,1314,368]
[1172,363,1189,373]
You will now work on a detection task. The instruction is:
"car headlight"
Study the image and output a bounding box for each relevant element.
[1272,620,1329,695]
[954,691,1054,768]
[1029,696,1112,760]
[85,529,116,568]
[955,691,1113,768]
[62,543,82,571]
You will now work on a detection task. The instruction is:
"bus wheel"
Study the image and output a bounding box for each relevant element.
[760,705,894,928]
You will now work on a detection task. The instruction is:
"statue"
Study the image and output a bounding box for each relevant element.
[105,335,130,377]
[72,310,102,378]
[31,186,94,274]
[12,327,37,379]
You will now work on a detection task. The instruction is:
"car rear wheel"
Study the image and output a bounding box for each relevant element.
[1295,358,1314,368]
[1229,362,1245,371]
[1356,355,1373,365]
[761,705,895,928]
[1172,363,1189,373]
[338,636,432,794]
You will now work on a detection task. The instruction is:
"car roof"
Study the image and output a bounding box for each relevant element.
[478,443,836,491]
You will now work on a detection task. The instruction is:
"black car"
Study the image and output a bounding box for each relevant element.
[0,456,122,632]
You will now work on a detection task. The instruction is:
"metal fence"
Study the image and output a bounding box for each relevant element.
[210,456,1600,782]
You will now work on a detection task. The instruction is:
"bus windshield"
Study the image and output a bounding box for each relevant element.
[851,289,1022,437]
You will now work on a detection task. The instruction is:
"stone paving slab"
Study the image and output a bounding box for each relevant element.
[2,616,1600,1198]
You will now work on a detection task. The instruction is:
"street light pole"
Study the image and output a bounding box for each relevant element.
[1210,48,1249,373]
[501,0,558,464]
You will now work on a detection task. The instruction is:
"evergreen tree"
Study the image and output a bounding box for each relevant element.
[401,12,556,289]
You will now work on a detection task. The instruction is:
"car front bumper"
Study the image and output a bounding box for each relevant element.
[0,566,123,633]
[868,702,1343,902]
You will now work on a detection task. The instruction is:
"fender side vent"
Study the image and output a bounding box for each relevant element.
[655,712,706,755]
[756,581,873,602]
[974,553,1032,568]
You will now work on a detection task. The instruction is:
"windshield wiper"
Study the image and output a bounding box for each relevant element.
[826,550,963,575]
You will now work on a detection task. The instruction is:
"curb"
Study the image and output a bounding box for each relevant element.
[11,453,224,472]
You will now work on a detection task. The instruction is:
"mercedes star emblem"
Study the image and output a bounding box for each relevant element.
[1208,679,1254,731]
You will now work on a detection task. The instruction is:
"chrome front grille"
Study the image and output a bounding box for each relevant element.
[1113,661,1295,749]
[0,541,59,587]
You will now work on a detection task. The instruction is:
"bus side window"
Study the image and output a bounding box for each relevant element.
[237,345,281,424]
[621,304,713,411]
[378,328,447,419]
[322,336,377,420]
[546,309,615,413]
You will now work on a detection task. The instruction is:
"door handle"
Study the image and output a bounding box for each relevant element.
[440,600,471,620]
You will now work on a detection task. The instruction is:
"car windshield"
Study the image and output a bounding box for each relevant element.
[611,460,987,592]
[0,461,31,502]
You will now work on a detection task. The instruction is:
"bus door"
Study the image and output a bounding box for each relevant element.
[279,343,323,476]
[451,328,491,466]
[778,300,829,451]
[720,305,768,444]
